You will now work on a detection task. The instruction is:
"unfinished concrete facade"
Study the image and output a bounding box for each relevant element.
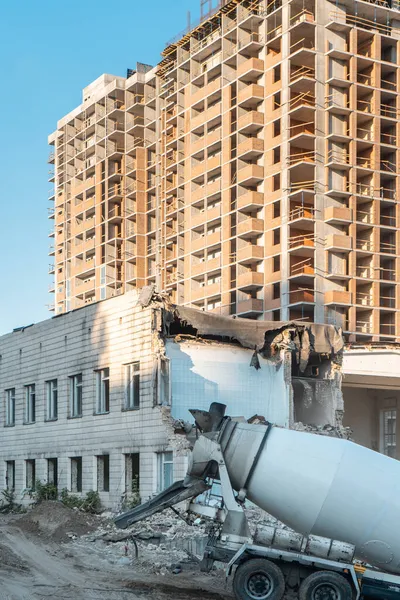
[49,0,400,343]
[0,288,343,507]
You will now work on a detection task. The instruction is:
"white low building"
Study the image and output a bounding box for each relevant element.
[0,288,344,508]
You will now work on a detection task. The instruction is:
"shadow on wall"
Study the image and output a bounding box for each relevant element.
[165,339,291,427]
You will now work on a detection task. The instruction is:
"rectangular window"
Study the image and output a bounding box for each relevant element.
[47,458,58,487]
[157,451,173,492]
[273,255,280,272]
[273,120,281,137]
[273,229,280,246]
[96,455,110,492]
[125,453,140,494]
[158,357,171,406]
[69,374,83,417]
[381,409,397,457]
[71,457,83,492]
[273,91,281,109]
[6,460,15,490]
[273,282,281,300]
[5,388,15,426]
[46,380,58,421]
[26,459,36,490]
[24,385,36,424]
[273,200,280,218]
[273,174,281,192]
[273,146,281,164]
[273,64,281,83]
[124,363,140,410]
[95,368,110,414]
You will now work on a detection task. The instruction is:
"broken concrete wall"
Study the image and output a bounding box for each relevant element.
[165,339,292,427]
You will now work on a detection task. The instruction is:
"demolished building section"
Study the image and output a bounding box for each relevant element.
[0,288,344,508]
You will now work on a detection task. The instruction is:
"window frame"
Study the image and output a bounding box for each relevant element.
[5,388,15,427]
[69,374,83,418]
[46,379,58,421]
[24,384,36,424]
[157,451,173,492]
[380,408,397,457]
[124,362,140,410]
[95,368,110,414]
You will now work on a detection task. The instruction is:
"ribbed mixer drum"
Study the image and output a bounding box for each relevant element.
[220,423,400,575]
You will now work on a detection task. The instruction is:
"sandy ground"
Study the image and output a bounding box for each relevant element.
[0,508,232,600]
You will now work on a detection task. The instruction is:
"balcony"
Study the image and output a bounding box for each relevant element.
[191,205,221,229]
[237,164,264,186]
[237,138,264,160]
[237,218,264,239]
[237,111,264,134]
[288,233,315,253]
[237,271,264,291]
[325,234,352,252]
[192,282,221,302]
[290,259,315,279]
[237,58,264,82]
[191,231,221,252]
[324,290,352,305]
[324,206,352,224]
[237,245,264,265]
[236,298,263,317]
[237,191,264,212]
[238,85,264,108]
[75,278,96,294]
[289,289,315,304]
[191,256,221,277]
[191,180,221,203]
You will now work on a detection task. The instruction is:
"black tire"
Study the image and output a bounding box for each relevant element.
[233,558,285,600]
[299,570,353,600]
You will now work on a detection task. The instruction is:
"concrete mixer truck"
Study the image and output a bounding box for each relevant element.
[115,403,400,600]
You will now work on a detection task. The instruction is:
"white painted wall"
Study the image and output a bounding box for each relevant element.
[0,291,171,509]
[166,340,292,427]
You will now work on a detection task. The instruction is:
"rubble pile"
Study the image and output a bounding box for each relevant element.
[14,500,100,543]
[293,421,353,439]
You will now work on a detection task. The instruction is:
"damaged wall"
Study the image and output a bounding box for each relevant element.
[165,340,291,427]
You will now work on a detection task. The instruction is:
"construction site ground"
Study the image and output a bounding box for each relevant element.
[0,501,297,600]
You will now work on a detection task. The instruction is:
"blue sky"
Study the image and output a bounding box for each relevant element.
[0,0,200,334]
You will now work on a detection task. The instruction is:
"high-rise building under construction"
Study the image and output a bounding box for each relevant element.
[49,0,400,341]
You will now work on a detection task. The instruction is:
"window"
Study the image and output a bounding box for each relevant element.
[24,385,36,424]
[71,457,83,492]
[70,374,83,417]
[124,363,140,410]
[97,455,110,492]
[381,409,397,457]
[273,91,281,109]
[157,452,173,492]
[125,453,140,494]
[273,146,281,164]
[26,459,36,490]
[273,282,281,300]
[272,309,281,322]
[158,357,171,406]
[6,461,15,490]
[273,229,280,245]
[47,458,58,487]
[273,120,281,137]
[273,65,281,83]
[46,380,58,421]
[273,255,280,272]
[273,200,281,218]
[5,388,15,426]
[95,368,110,414]
[273,174,280,192]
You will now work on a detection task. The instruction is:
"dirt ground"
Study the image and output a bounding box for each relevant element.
[0,503,233,600]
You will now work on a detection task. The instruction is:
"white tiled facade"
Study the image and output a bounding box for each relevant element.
[0,290,184,509]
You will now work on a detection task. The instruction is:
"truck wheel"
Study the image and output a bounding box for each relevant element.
[233,558,285,600]
[299,570,353,600]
